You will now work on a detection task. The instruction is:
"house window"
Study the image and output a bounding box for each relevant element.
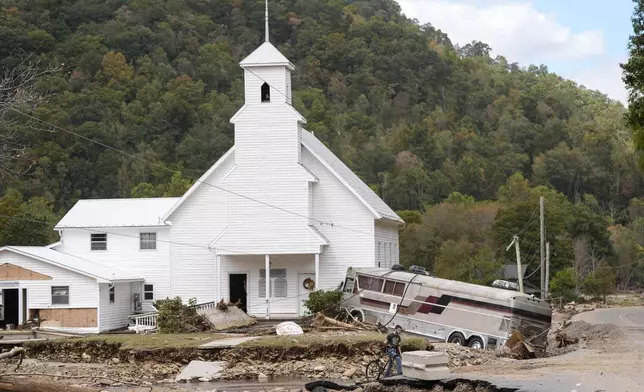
[144,284,154,301]
[140,233,157,250]
[51,286,69,305]
[91,233,107,251]
[261,82,270,102]
[357,275,384,292]
[383,280,406,296]
[109,286,115,303]
[259,269,287,298]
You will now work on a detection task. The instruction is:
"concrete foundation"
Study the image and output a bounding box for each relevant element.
[401,351,450,381]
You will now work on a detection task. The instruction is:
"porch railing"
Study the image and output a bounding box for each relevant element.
[128,300,219,332]
[128,312,158,330]
[192,301,217,314]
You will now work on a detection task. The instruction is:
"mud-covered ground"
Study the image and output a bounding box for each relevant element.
[6,307,644,392]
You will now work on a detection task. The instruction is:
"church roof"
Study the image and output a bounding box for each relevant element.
[240,42,295,70]
[301,130,404,224]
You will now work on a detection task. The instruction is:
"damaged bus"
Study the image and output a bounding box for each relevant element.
[341,267,552,350]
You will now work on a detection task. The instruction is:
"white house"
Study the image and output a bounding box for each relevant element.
[0,12,404,332]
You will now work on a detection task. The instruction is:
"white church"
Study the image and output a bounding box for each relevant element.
[0,9,403,333]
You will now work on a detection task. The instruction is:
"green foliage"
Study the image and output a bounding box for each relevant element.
[550,268,577,302]
[582,267,616,301]
[304,290,343,316]
[156,297,207,334]
[623,0,644,169]
[0,0,637,292]
[0,189,59,247]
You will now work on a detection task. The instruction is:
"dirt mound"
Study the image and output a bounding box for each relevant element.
[560,321,625,343]
[547,321,626,356]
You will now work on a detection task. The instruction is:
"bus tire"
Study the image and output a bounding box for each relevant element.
[467,336,484,349]
[350,309,364,323]
[447,332,466,346]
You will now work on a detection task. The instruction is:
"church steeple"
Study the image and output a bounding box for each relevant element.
[265,0,269,43]
[239,1,294,105]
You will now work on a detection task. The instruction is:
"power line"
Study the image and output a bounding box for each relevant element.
[0,213,255,256]
[10,108,373,238]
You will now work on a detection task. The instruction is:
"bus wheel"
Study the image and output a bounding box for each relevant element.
[350,309,364,323]
[448,332,466,346]
[467,336,484,349]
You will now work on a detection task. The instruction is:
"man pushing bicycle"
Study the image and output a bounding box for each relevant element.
[384,325,403,376]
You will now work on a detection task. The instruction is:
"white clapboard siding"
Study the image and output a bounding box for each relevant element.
[98,282,132,332]
[218,102,321,255]
[243,67,291,105]
[0,252,99,309]
[166,152,235,304]
[301,148,376,291]
[219,254,314,318]
[56,228,171,305]
[375,221,400,269]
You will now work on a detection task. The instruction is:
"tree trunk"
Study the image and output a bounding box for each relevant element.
[0,378,99,392]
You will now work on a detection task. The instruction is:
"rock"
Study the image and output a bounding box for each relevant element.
[111,358,120,364]
[157,379,175,384]
[81,353,91,362]
[313,365,326,372]
[199,377,211,382]
[343,368,357,377]
[258,373,269,382]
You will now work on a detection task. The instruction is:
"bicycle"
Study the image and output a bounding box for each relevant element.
[365,351,402,381]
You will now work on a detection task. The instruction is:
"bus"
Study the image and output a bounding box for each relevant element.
[341,267,552,350]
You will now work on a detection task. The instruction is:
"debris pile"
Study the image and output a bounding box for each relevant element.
[548,320,626,356]
[431,343,503,368]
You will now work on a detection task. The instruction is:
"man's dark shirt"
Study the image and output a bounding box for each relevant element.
[386,332,401,352]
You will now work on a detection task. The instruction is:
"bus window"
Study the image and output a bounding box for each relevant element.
[383,280,406,296]
[357,275,384,292]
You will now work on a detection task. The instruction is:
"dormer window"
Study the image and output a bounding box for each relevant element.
[261,82,270,102]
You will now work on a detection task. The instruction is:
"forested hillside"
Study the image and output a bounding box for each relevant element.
[1,0,642,296]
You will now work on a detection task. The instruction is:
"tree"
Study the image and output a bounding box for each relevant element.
[550,267,577,302]
[0,59,61,178]
[623,0,644,169]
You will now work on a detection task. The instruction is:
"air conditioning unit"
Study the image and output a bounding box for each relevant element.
[492,280,519,291]
[409,265,430,276]
[132,293,142,312]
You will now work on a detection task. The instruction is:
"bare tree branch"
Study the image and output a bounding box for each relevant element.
[0,57,62,178]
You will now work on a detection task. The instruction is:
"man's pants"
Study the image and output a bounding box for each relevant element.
[384,348,402,376]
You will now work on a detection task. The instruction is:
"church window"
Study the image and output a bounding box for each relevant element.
[261,82,270,102]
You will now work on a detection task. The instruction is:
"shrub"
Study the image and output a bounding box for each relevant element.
[304,290,344,316]
[550,267,577,302]
[582,267,616,302]
[156,297,208,333]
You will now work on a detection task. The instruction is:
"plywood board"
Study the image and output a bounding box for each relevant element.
[36,308,97,328]
[0,263,51,281]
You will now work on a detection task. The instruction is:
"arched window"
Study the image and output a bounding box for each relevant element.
[261,82,270,102]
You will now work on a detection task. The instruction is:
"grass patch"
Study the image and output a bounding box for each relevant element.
[27,332,226,350]
[240,332,428,350]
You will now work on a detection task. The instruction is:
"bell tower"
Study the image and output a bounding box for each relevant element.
[239,0,293,106]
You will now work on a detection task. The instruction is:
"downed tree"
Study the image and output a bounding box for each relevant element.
[0,377,99,392]
[315,313,361,330]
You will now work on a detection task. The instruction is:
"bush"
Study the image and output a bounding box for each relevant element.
[304,290,343,316]
[582,267,616,302]
[156,297,208,333]
[550,267,577,302]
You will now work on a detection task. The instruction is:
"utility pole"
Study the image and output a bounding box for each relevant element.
[540,196,545,298]
[545,242,551,299]
[508,235,524,293]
